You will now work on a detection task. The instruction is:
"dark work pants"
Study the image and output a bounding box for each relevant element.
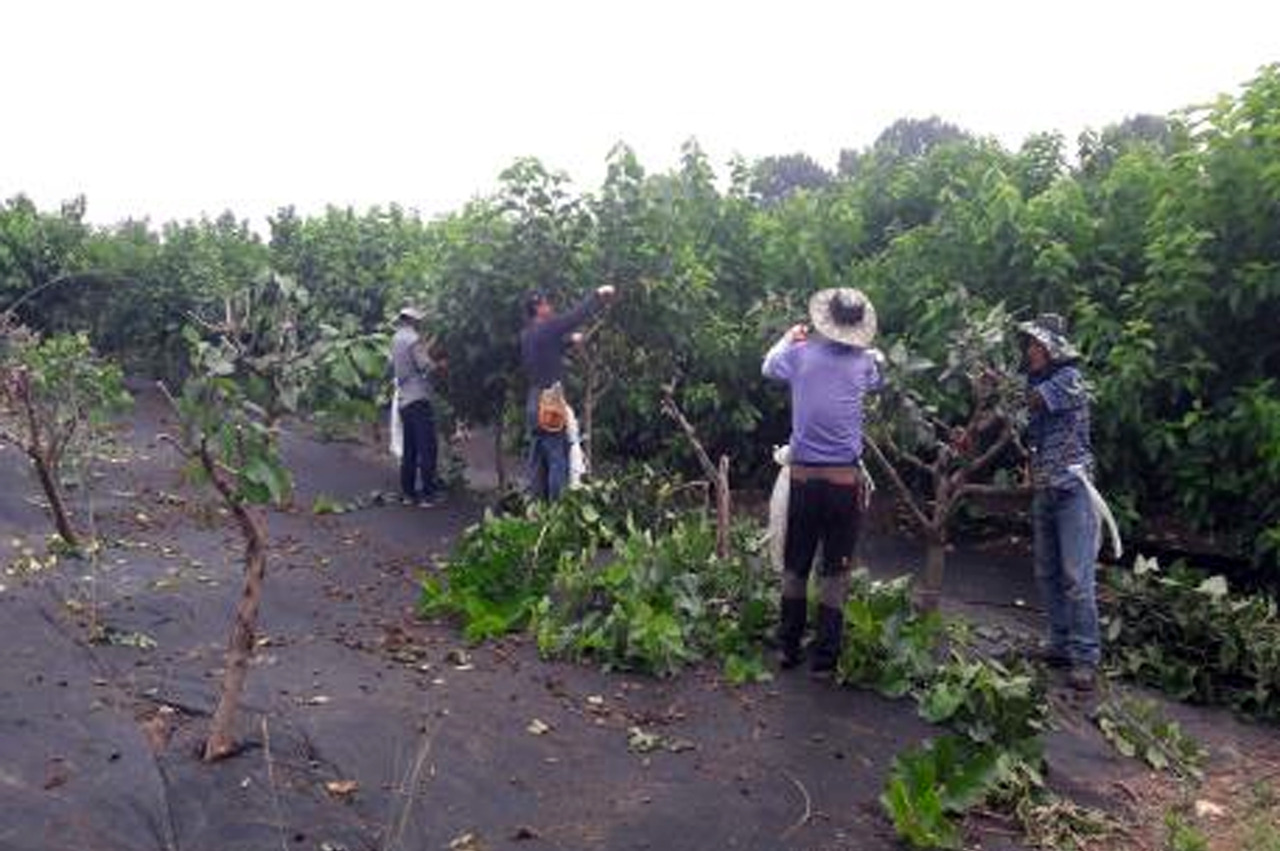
[399,399,439,500]
[778,478,863,671]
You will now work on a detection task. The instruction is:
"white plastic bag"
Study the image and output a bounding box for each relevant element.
[389,386,403,459]
[1068,463,1123,560]
[566,405,586,488]
[767,444,791,572]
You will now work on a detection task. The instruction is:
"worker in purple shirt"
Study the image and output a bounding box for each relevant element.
[763,288,883,679]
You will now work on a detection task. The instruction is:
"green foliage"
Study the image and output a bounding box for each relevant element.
[919,655,1045,751]
[532,514,771,677]
[311,494,341,515]
[171,271,343,508]
[836,571,945,697]
[0,326,132,544]
[1103,556,1280,717]
[1165,809,1210,851]
[173,372,292,506]
[1,329,131,440]
[419,487,616,642]
[1243,783,1280,851]
[6,64,1280,564]
[838,572,1054,849]
[881,735,1008,849]
[422,465,773,676]
[1093,695,1206,780]
[304,325,390,438]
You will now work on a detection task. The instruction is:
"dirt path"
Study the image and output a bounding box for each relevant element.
[0,392,1274,851]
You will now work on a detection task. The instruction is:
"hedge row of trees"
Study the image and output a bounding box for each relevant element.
[3,65,1278,567]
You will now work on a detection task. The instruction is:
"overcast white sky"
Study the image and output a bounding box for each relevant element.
[2,0,1277,229]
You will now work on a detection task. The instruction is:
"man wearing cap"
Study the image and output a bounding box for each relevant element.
[1019,314,1100,691]
[520,285,616,501]
[763,288,882,679]
[391,306,441,506]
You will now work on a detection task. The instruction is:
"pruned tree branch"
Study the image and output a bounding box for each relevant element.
[660,383,719,484]
[958,418,1015,483]
[882,431,934,479]
[660,381,732,559]
[864,435,934,535]
[957,483,1032,500]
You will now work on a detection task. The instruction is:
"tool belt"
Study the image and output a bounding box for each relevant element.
[789,464,862,486]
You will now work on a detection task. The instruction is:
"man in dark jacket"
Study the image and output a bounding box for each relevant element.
[520,284,615,500]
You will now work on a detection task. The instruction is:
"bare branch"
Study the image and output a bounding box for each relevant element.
[864,435,934,534]
[660,382,732,558]
[882,432,933,479]
[660,386,719,484]
[957,483,1032,500]
[960,419,1015,482]
[155,432,194,461]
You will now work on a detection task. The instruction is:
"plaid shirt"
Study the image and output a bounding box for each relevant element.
[1027,364,1093,489]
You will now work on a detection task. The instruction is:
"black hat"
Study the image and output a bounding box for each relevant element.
[525,290,550,318]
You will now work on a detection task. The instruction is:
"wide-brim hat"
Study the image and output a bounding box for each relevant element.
[396,305,425,322]
[808,288,877,348]
[1016,313,1079,363]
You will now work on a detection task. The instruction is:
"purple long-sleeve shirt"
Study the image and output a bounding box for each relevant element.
[763,334,882,465]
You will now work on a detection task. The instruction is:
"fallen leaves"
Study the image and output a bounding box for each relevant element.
[324,779,359,798]
[42,757,68,790]
[1194,799,1226,819]
[89,626,158,650]
[448,832,487,851]
[626,726,696,755]
[627,726,661,753]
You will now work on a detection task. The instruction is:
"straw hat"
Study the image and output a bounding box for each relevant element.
[808,288,877,348]
[1017,313,1080,363]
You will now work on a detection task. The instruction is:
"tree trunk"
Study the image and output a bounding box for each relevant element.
[715,454,732,560]
[204,501,269,762]
[31,450,79,549]
[917,533,947,612]
[494,414,508,492]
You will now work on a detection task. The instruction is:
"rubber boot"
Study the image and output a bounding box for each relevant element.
[810,604,844,679]
[777,596,808,669]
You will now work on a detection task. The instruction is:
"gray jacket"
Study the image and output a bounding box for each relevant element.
[391,326,434,408]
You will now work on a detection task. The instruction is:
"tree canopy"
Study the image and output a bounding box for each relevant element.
[4,64,1279,568]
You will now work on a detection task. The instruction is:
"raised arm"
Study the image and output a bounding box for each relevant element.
[1031,365,1088,412]
[763,324,807,381]
[541,285,617,340]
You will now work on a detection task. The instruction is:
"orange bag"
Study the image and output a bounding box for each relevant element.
[536,384,569,433]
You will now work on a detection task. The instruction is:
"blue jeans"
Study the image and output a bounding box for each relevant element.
[528,430,569,501]
[1033,479,1101,667]
[525,387,570,501]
